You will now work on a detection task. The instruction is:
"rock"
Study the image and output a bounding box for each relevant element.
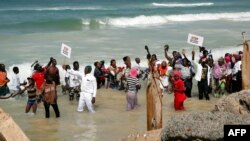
[0,108,30,141]
[120,90,250,141]
[213,90,250,114]
[161,112,250,141]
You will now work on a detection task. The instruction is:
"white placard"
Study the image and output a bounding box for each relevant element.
[187,33,204,47]
[61,43,71,58]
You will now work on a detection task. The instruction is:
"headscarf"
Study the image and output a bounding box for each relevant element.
[173,70,181,78]
[130,67,138,78]
[225,55,231,63]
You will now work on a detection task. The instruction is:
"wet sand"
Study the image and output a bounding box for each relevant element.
[0,81,219,141]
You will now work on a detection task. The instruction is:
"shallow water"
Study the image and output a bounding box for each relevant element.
[0,81,219,141]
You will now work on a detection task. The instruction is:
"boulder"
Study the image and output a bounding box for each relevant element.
[213,90,250,114]
[0,108,30,141]
[161,112,250,141]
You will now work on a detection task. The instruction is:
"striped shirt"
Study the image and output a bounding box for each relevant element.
[126,76,140,92]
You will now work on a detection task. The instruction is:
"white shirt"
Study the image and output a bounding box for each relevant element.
[67,69,81,87]
[160,66,172,87]
[134,63,143,76]
[232,61,242,80]
[67,70,97,97]
[11,73,20,91]
[192,61,211,85]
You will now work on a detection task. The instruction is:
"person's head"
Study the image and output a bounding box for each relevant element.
[73,61,79,71]
[64,64,70,70]
[51,58,57,66]
[94,61,100,68]
[203,50,208,57]
[182,58,189,67]
[85,65,92,75]
[225,53,230,57]
[173,70,181,81]
[161,61,167,68]
[0,64,5,71]
[0,64,3,71]
[100,60,105,67]
[135,58,140,64]
[110,59,116,67]
[13,66,19,74]
[27,77,34,85]
[151,54,157,62]
[172,51,178,60]
[123,56,131,68]
[224,55,231,63]
[218,57,224,66]
[199,46,205,52]
[34,64,42,72]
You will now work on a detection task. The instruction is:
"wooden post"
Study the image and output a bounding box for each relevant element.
[241,32,250,90]
[146,73,162,131]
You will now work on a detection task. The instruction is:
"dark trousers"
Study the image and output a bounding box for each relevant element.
[197,79,210,100]
[44,102,60,118]
[184,78,193,98]
[232,80,242,93]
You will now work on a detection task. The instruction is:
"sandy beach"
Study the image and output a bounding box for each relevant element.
[0,80,220,141]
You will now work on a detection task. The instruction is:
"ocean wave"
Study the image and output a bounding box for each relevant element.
[0,6,113,11]
[152,2,214,8]
[103,12,250,27]
[2,12,250,32]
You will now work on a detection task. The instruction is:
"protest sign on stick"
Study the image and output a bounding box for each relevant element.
[187,33,204,47]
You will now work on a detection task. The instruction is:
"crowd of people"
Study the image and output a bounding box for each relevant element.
[0,44,244,117]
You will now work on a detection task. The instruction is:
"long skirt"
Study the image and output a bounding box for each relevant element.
[174,93,186,110]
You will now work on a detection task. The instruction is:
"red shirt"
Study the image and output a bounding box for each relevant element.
[173,78,186,102]
[32,68,45,90]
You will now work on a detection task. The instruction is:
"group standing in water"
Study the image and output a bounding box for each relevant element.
[0,44,244,116]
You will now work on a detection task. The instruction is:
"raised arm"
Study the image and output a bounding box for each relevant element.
[145,45,151,60]
[45,57,53,68]
[164,45,173,62]
[145,45,151,56]
[67,69,83,79]
[182,49,191,62]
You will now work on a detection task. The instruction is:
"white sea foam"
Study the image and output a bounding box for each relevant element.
[101,12,250,27]
[152,2,214,7]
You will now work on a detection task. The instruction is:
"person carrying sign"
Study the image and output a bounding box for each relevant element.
[66,61,81,101]
[192,50,211,100]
